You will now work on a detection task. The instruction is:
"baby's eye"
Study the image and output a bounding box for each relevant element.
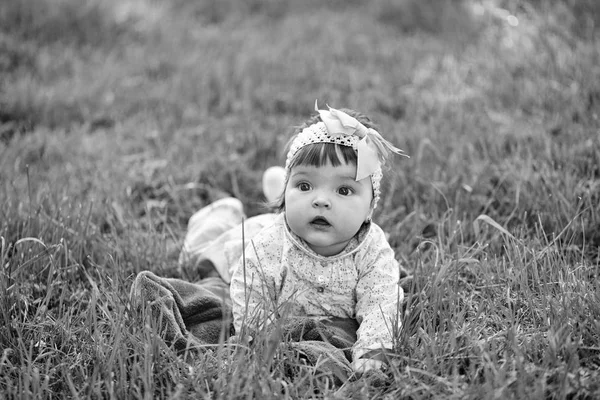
[338,186,353,196]
[298,182,311,191]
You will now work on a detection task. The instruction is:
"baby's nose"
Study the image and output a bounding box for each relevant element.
[312,194,331,208]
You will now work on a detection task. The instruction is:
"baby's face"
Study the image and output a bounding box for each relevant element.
[284,161,373,257]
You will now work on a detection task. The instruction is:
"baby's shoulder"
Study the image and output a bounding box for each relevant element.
[363,221,389,245]
[246,214,286,252]
[253,213,285,237]
[355,222,396,262]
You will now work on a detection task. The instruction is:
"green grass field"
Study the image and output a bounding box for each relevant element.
[1,0,599,398]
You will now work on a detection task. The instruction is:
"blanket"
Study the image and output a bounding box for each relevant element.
[130,271,356,382]
[130,271,233,351]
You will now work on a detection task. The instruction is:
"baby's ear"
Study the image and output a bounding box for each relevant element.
[369,198,377,214]
[365,208,374,223]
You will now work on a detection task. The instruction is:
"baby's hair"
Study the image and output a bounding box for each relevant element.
[288,143,357,171]
[273,108,381,212]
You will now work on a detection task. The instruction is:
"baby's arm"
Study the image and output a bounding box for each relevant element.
[353,228,403,371]
[352,349,389,373]
[230,256,274,335]
[230,226,285,336]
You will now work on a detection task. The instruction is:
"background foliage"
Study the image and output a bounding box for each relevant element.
[1,0,599,398]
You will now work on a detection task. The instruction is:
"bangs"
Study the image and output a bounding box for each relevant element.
[288,143,357,170]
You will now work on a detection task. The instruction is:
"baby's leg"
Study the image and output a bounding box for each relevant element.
[180,166,285,282]
[202,213,277,283]
[178,197,245,280]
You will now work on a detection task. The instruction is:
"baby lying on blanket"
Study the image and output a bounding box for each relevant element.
[132,102,410,380]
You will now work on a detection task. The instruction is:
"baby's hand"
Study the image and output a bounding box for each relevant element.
[352,358,385,374]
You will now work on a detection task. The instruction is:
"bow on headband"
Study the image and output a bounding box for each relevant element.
[315,100,407,181]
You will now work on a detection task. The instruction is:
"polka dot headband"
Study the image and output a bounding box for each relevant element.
[285,101,407,209]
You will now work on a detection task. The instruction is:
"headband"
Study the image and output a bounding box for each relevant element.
[285,101,407,208]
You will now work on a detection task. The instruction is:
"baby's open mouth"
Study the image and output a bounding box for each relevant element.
[310,216,331,226]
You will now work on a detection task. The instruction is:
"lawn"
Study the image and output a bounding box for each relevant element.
[1,0,599,398]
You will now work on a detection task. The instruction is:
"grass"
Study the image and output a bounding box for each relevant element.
[1,0,599,398]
